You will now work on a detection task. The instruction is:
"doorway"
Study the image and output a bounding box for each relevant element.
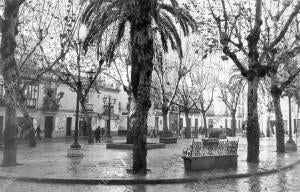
[44,116,54,138]
[66,117,72,136]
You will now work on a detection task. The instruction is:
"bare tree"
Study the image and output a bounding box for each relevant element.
[199,0,300,162]
[12,0,75,147]
[268,57,300,152]
[174,75,200,138]
[219,77,245,137]
[191,64,217,138]
[152,38,197,138]
[0,0,74,166]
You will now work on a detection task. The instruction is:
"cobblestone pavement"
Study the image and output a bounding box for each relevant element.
[0,135,300,191]
[1,163,300,192]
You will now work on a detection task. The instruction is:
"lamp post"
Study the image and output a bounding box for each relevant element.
[103,95,116,143]
[287,95,295,143]
[67,24,90,156]
[285,95,297,151]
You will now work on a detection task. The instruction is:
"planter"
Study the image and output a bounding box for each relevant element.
[67,148,83,157]
[159,137,178,144]
[182,155,238,171]
[106,142,165,150]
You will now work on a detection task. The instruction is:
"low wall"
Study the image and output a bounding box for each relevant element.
[182,155,238,171]
[159,137,177,144]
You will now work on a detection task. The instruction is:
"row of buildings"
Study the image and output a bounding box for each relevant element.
[0,74,299,139]
[0,76,242,138]
[0,74,247,138]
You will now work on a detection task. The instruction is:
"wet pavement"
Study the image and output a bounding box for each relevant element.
[1,163,300,191]
[0,135,300,191]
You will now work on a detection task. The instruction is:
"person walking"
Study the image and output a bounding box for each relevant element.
[35,124,42,140]
[94,126,101,143]
[100,127,105,140]
[29,127,36,147]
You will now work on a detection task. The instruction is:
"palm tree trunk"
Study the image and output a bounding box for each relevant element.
[130,0,153,174]
[271,87,285,152]
[0,0,20,166]
[231,111,236,137]
[247,76,260,162]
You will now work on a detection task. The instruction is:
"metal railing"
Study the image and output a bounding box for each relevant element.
[183,139,239,157]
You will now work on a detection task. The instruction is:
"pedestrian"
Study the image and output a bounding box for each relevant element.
[153,128,157,138]
[180,128,184,139]
[35,124,42,140]
[242,124,245,134]
[29,127,36,147]
[199,126,202,135]
[100,127,105,139]
[17,125,22,140]
[94,126,101,143]
[150,127,154,138]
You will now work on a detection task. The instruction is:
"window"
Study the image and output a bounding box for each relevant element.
[155,117,159,129]
[195,119,198,128]
[26,85,38,108]
[104,105,114,114]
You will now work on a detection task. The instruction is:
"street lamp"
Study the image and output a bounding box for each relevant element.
[102,95,116,143]
[285,95,297,151]
[69,69,95,148]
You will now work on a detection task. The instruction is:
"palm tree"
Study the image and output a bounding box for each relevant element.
[82,0,195,174]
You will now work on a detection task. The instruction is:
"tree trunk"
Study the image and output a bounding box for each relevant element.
[0,0,20,166]
[126,95,133,144]
[0,126,2,144]
[184,110,190,138]
[162,105,169,137]
[271,87,285,153]
[18,100,36,147]
[202,111,208,137]
[246,75,260,162]
[231,111,236,137]
[130,0,153,174]
[80,100,94,144]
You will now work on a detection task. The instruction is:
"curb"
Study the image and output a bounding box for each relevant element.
[106,142,165,150]
[204,158,300,182]
[0,175,197,185]
[0,159,300,185]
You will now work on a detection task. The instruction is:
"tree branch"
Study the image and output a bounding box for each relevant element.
[281,68,300,90]
[268,1,300,50]
[223,46,248,76]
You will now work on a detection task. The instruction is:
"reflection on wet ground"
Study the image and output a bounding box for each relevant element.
[1,164,300,192]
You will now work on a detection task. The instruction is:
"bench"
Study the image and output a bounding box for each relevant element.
[182,139,239,171]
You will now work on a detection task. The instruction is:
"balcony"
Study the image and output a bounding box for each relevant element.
[42,97,59,111]
[103,105,114,115]
[81,103,93,112]
[26,98,37,109]
[41,94,59,111]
